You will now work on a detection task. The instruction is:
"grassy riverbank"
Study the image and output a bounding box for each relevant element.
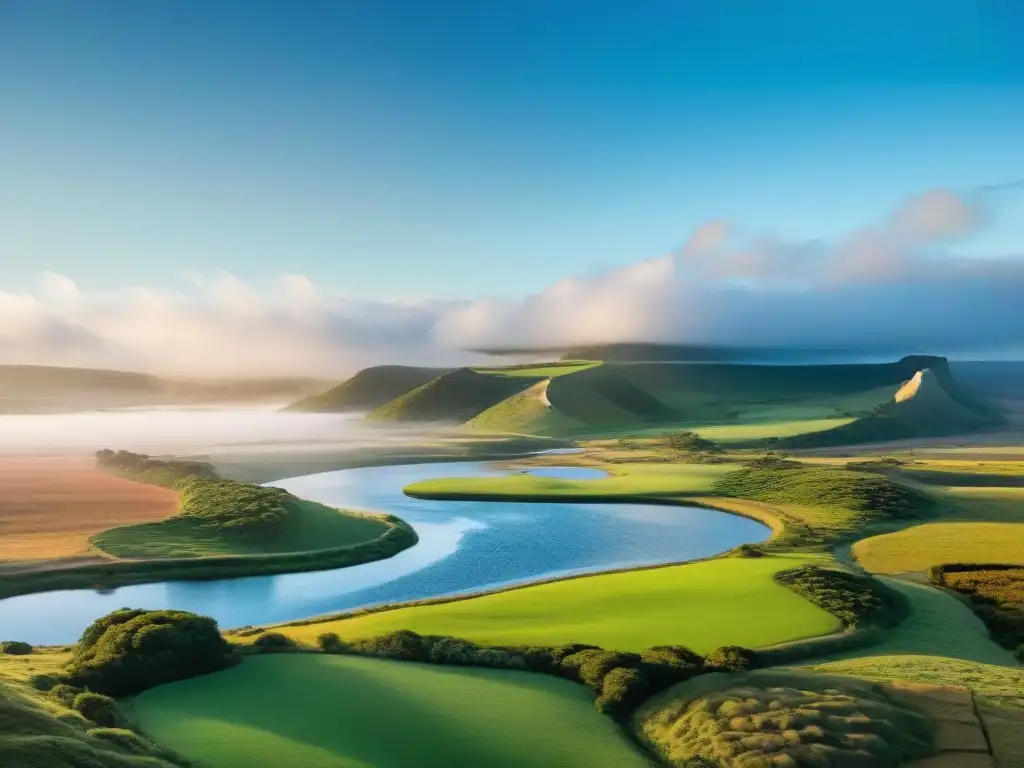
[0,450,418,600]
[244,554,840,653]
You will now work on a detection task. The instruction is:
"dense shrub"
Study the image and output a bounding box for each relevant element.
[62,608,237,697]
[734,543,765,558]
[776,565,908,628]
[30,673,57,691]
[316,632,344,653]
[343,631,706,720]
[427,636,484,665]
[87,727,154,753]
[638,645,703,669]
[705,645,758,672]
[595,666,648,717]
[73,692,119,727]
[0,640,33,655]
[96,448,298,538]
[743,453,803,469]
[253,632,298,652]
[563,649,639,690]
[95,448,218,485]
[348,630,427,661]
[666,431,718,452]
[176,476,297,537]
[48,683,82,708]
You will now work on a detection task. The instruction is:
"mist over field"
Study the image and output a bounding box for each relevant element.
[0,409,462,457]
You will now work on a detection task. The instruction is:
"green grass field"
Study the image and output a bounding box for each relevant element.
[854,522,1024,574]
[935,485,1024,522]
[93,500,389,558]
[260,554,840,653]
[404,461,737,499]
[681,416,855,443]
[472,361,601,378]
[131,654,655,768]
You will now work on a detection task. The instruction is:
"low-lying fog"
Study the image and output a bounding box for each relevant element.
[0,409,464,459]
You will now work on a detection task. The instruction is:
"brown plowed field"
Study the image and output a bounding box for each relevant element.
[0,457,179,561]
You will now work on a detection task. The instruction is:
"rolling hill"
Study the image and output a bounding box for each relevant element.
[284,365,452,412]
[0,365,330,413]
[465,379,585,434]
[779,366,1004,448]
[368,368,537,423]
[311,354,1002,446]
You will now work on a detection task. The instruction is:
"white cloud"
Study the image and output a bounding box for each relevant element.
[1,187,1021,376]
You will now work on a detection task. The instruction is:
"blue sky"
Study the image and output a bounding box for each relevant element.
[1,0,1023,303]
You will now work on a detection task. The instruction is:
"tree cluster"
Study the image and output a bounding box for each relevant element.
[299,629,757,720]
[95,448,300,538]
[665,431,719,452]
[95,449,218,487]
[775,565,908,629]
[61,608,238,697]
[0,640,33,655]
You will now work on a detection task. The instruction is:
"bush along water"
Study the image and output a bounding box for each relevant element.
[60,608,239,697]
[96,449,298,540]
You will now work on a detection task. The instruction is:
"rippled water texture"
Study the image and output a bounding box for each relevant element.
[0,414,768,644]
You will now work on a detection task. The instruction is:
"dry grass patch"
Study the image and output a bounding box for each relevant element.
[634,670,936,767]
[854,523,1024,574]
[0,457,179,562]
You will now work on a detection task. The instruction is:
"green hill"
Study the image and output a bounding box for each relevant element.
[360,355,999,444]
[369,368,538,423]
[0,365,330,413]
[779,367,1003,448]
[613,355,950,407]
[284,365,452,412]
[545,364,677,427]
[448,366,676,434]
[466,379,585,434]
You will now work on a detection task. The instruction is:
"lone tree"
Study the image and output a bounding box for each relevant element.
[665,431,718,452]
[62,608,238,697]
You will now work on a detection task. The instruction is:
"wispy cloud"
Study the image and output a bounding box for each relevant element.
[2,186,1022,376]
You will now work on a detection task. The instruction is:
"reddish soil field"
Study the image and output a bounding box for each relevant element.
[0,457,179,562]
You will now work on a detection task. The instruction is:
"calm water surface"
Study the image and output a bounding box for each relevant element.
[0,461,768,644]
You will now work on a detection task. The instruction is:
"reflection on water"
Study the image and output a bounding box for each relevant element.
[0,462,768,644]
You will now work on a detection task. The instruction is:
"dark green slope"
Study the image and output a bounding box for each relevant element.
[779,367,1004,448]
[285,365,453,412]
[369,368,539,423]
[545,365,676,427]
[953,361,1024,401]
[614,355,953,403]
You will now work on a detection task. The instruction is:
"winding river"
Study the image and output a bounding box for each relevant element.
[0,460,769,645]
